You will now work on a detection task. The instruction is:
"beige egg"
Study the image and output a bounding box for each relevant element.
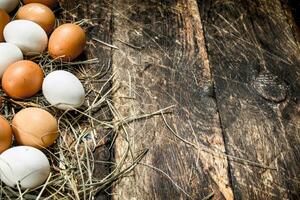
[12,107,58,149]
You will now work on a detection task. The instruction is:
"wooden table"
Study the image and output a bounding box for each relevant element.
[61,0,300,199]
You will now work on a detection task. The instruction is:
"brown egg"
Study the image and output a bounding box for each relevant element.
[16,3,56,34]
[0,9,10,42]
[0,115,12,153]
[2,60,44,99]
[48,23,86,61]
[12,107,58,149]
[23,0,58,9]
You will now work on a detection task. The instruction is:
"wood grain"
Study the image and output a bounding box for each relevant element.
[199,0,300,199]
[112,0,233,199]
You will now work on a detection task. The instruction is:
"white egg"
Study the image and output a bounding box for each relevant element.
[43,70,85,110]
[0,146,50,189]
[0,43,23,77]
[0,0,19,13]
[4,20,48,55]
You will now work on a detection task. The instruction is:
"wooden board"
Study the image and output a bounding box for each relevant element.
[199,0,300,199]
[112,0,233,199]
[58,0,300,199]
[58,1,113,199]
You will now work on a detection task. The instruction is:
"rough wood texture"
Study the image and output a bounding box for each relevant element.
[57,0,300,199]
[199,0,300,199]
[58,1,113,199]
[112,0,233,199]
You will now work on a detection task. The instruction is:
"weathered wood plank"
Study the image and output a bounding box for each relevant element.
[112,0,233,199]
[59,1,113,199]
[199,0,300,199]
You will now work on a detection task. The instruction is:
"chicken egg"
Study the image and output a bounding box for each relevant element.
[16,3,56,34]
[0,115,12,153]
[4,20,48,55]
[12,107,58,149]
[0,0,19,13]
[0,9,9,42]
[23,0,58,9]
[48,23,86,61]
[0,43,23,78]
[2,60,44,99]
[43,70,85,110]
[0,146,50,189]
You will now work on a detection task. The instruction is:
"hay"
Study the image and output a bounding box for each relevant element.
[0,4,153,199]
[0,50,156,199]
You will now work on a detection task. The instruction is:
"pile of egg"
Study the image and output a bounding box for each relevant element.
[0,0,87,189]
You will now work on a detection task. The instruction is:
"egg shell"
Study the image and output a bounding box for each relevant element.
[43,70,85,110]
[0,146,50,189]
[0,9,9,42]
[48,23,86,61]
[0,43,23,78]
[4,20,48,55]
[12,107,58,148]
[2,60,44,99]
[23,0,58,9]
[0,115,12,153]
[0,0,19,13]
[16,3,55,34]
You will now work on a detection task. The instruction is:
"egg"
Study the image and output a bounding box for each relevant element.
[0,9,9,42]
[0,146,50,189]
[12,107,58,148]
[0,43,23,78]
[4,20,48,55]
[23,0,58,9]
[2,60,44,99]
[16,3,55,34]
[0,0,19,13]
[0,115,12,153]
[48,24,86,61]
[43,70,85,110]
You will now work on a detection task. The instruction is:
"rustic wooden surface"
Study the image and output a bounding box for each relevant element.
[60,0,299,199]
[199,0,300,199]
[112,0,232,199]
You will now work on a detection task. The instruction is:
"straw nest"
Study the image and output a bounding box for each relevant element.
[0,4,148,200]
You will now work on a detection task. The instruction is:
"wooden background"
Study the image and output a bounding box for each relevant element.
[60,0,300,199]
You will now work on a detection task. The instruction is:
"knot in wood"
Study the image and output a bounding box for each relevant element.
[252,71,288,103]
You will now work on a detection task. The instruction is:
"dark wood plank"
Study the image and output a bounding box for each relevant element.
[199,0,300,199]
[112,0,233,199]
[281,0,300,46]
[59,1,113,199]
